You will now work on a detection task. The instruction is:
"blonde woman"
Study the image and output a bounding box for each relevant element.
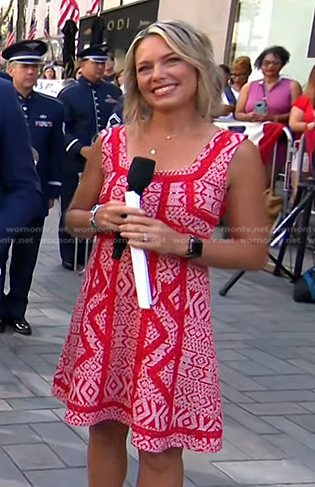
[52,20,267,487]
[219,56,252,118]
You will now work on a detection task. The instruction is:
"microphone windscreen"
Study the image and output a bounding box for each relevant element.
[127,157,156,195]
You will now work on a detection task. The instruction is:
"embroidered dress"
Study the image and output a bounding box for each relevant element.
[52,125,245,453]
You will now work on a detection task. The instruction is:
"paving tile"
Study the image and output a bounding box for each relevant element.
[225,359,276,376]
[246,390,315,403]
[252,374,315,390]
[25,468,87,487]
[0,425,41,446]
[220,383,254,404]
[240,402,308,416]
[0,400,12,411]
[261,416,315,452]
[263,433,315,471]
[237,349,308,374]
[8,397,61,411]
[299,402,315,413]
[216,350,249,362]
[223,404,278,435]
[0,351,53,397]
[0,367,21,385]
[184,450,237,486]
[0,384,34,399]
[0,449,32,486]
[4,443,65,470]
[0,409,59,426]
[285,414,315,433]
[213,459,315,484]
[30,422,87,467]
[288,358,315,375]
[223,419,290,460]
[203,440,249,462]
[219,364,265,392]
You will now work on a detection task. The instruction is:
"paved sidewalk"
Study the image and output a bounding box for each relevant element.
[0,206,315,487]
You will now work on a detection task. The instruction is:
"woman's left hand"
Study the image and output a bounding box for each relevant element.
[119,212,187,256]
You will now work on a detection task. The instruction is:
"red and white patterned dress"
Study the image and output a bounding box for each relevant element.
[52,125,245,453]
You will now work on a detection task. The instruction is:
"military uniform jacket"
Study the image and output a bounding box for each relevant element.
[57,76,121,174]
[0,79,41,254]
[17,90,63,217]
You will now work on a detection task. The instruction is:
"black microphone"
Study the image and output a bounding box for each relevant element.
[112,156,156,260]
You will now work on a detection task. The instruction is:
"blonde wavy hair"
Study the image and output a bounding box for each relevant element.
[123,20,223,127]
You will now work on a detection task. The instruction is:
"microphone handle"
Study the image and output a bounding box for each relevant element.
[112,232,127,260]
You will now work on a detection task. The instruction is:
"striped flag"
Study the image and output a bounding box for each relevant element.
[89,0,102,15]
[58,0,80,31]
[44,11,50,38]
[5,16,16,48]
[27,12,37,40]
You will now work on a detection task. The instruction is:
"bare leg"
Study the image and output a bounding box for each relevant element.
[137,447,183,487]
[88,420,129,487]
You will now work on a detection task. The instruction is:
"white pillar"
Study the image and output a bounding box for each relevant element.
[157,0,233,62]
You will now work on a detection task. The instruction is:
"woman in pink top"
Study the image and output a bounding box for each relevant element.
[236,46,301,124]
[236,46,301,185]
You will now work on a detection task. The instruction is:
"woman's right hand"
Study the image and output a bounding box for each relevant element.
[94,201,146,233]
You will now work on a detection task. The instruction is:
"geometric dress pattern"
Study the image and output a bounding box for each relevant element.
[52,125,246,453]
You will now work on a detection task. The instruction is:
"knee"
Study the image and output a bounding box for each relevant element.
[139,448,182,473]
[89,421,128,447]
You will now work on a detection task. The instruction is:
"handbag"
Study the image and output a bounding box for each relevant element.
[294,266,315,303]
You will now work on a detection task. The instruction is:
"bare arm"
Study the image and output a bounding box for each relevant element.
[120,140,268,271]
[65,134,148,239]
[191,139,268,269]
[290,80,303,104]
[289,106,314,133]
[65,136,104,239]
[235,83,252,121]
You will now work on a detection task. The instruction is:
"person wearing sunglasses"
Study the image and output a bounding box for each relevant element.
[235,46,301,124]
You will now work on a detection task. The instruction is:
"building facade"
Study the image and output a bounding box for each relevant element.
[23,0,315,85]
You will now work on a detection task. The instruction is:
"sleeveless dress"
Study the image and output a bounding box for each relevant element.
[52,125,245,453]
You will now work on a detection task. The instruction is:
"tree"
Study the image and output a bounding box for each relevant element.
[0,0,14,48]
[2,0,15,24]
[16,0,26,41]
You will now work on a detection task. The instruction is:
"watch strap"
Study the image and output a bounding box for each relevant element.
[90,204,102,230]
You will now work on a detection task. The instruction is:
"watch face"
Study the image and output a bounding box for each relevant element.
[187,236,203,258]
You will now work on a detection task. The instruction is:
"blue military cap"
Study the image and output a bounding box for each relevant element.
[2,40,47,64]
[77,43,109,63]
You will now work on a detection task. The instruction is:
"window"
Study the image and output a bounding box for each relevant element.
[231,0,315,85]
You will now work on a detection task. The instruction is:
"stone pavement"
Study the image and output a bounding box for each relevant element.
[0,205,315,487]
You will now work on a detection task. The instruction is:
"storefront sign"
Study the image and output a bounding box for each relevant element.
[79,0,159,52]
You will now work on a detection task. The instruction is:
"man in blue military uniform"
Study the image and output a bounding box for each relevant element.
[0,78,42,333]
[58,44,121,270]
[0,40,63,336]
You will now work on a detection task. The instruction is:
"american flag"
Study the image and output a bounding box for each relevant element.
[58,0,80,31]
[27,12,37,40]
[89,0,102,15]
[5,16,16,48]
[44,11,50,38]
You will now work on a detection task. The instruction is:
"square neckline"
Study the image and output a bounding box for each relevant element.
[122,125,225,176]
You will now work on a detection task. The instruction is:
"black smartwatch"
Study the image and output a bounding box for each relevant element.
[186,235,203,258]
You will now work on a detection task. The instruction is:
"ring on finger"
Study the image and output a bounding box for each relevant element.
[142,233,149,243]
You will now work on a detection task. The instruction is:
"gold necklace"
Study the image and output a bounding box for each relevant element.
[150,134,175,155]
